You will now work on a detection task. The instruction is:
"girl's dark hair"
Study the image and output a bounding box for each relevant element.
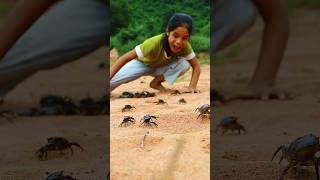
[162,13,193,56]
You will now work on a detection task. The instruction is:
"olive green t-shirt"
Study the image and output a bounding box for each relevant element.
[134,34,195,67]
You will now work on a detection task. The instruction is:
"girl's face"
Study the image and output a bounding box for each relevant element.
[167,26,189,54]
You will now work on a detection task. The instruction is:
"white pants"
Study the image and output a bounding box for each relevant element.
[212,0,257,53]
[110,59,190,91]
[0,0,108,98]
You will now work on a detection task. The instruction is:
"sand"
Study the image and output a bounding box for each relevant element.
[0,48,108,180]
[213,9,320,180]
[110,65,210,180]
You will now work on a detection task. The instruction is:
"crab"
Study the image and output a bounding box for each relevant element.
[39,95,79,115]
[178,98,187,104]
[119,91,134,98]
[195,104,211,119]
[211,89,226,104]
[171,90,181,96]
[139,114,158,128]
[215,116,246,135]
[119,116,135,127]
[45,171,76,180]
[138,91,155,98]
[79,97,102,115]
[121,105,136,112]
[36,137,84,160]
[154,99,167,105]
[271,134,320,180]
[0,110,18,121]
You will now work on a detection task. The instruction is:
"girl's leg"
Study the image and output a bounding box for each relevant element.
[110,60,153,91]
[0,0,108,98]
[151,59,190,88]
[212,0,257,53]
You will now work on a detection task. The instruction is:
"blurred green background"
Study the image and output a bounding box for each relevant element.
[110,0,210,56]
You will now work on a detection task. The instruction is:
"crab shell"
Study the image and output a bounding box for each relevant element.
[196,104,210,114]
[286,134,320,163]
[219,116,237,126]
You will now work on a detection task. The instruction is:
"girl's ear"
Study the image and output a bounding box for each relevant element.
[166,28,169,36]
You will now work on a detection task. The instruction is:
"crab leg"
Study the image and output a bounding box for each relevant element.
[315,158,320,180]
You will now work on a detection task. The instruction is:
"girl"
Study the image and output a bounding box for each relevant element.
[110,13,201,93]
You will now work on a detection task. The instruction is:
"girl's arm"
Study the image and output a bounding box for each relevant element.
[0,0,59,60]
[110,49,137,79]
[187,58,201,92]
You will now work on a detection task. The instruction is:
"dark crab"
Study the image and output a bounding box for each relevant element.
[215,116,246,135]
[119,116,135,127]
[39,95,79,115]
[121,105,136,112]
[140,114,158,128]
[211,89,227,104]
[178,98,187,104]
[271,134,320,180]
[138,91,155,98]
[171,90,181,96]
[45,171,76,180]
[195,104,211,119]
[154,99,167,105]
[79,97,103,115]
[119,91,134,98]
[36,137,84,160]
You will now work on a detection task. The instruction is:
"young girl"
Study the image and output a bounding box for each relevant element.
[110,13,201,93]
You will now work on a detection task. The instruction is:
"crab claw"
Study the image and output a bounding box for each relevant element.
[271,145,284,162]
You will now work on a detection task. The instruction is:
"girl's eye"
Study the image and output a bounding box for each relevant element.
[173,34,179,38]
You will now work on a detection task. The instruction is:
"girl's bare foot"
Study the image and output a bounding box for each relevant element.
[150,75,168,92]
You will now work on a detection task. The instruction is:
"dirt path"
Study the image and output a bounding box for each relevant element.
[110,65,210,180]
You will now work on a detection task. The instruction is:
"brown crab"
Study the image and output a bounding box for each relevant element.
[178,98,187,104]
[119,116,135,127]
[36,137,84,160]
[272,134,320,180]
[154,99,167,105]
[121,105,136,112]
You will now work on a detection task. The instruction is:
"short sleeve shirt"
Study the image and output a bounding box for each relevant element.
[135,33,195,67]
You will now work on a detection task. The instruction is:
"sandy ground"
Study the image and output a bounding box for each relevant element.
[110,65,210,180]
[0,48,108,180]
[213,9,320,180]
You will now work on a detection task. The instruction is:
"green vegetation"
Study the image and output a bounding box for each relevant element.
[111,0,210,56]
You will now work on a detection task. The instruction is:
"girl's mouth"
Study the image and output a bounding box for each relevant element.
[172,44,181,52]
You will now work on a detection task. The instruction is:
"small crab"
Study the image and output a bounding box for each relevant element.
[139,91,156,98]
[140,114,158,128]
[171,90,181,96]
[272,134,320,180]
[0,110,18,121]
[36,137,84,160]
[79,97,102,115]
[45,171,76,180]
[119,91,134,98]
[154,99,167,105]
[178,98,187,104]
[211,89,227,104]
[215,116,246,135]
[195,104,211,119]
[119,116,135,127]
[121,105,136,112]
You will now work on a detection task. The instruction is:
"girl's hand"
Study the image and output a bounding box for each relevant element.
[181,86,200,93]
